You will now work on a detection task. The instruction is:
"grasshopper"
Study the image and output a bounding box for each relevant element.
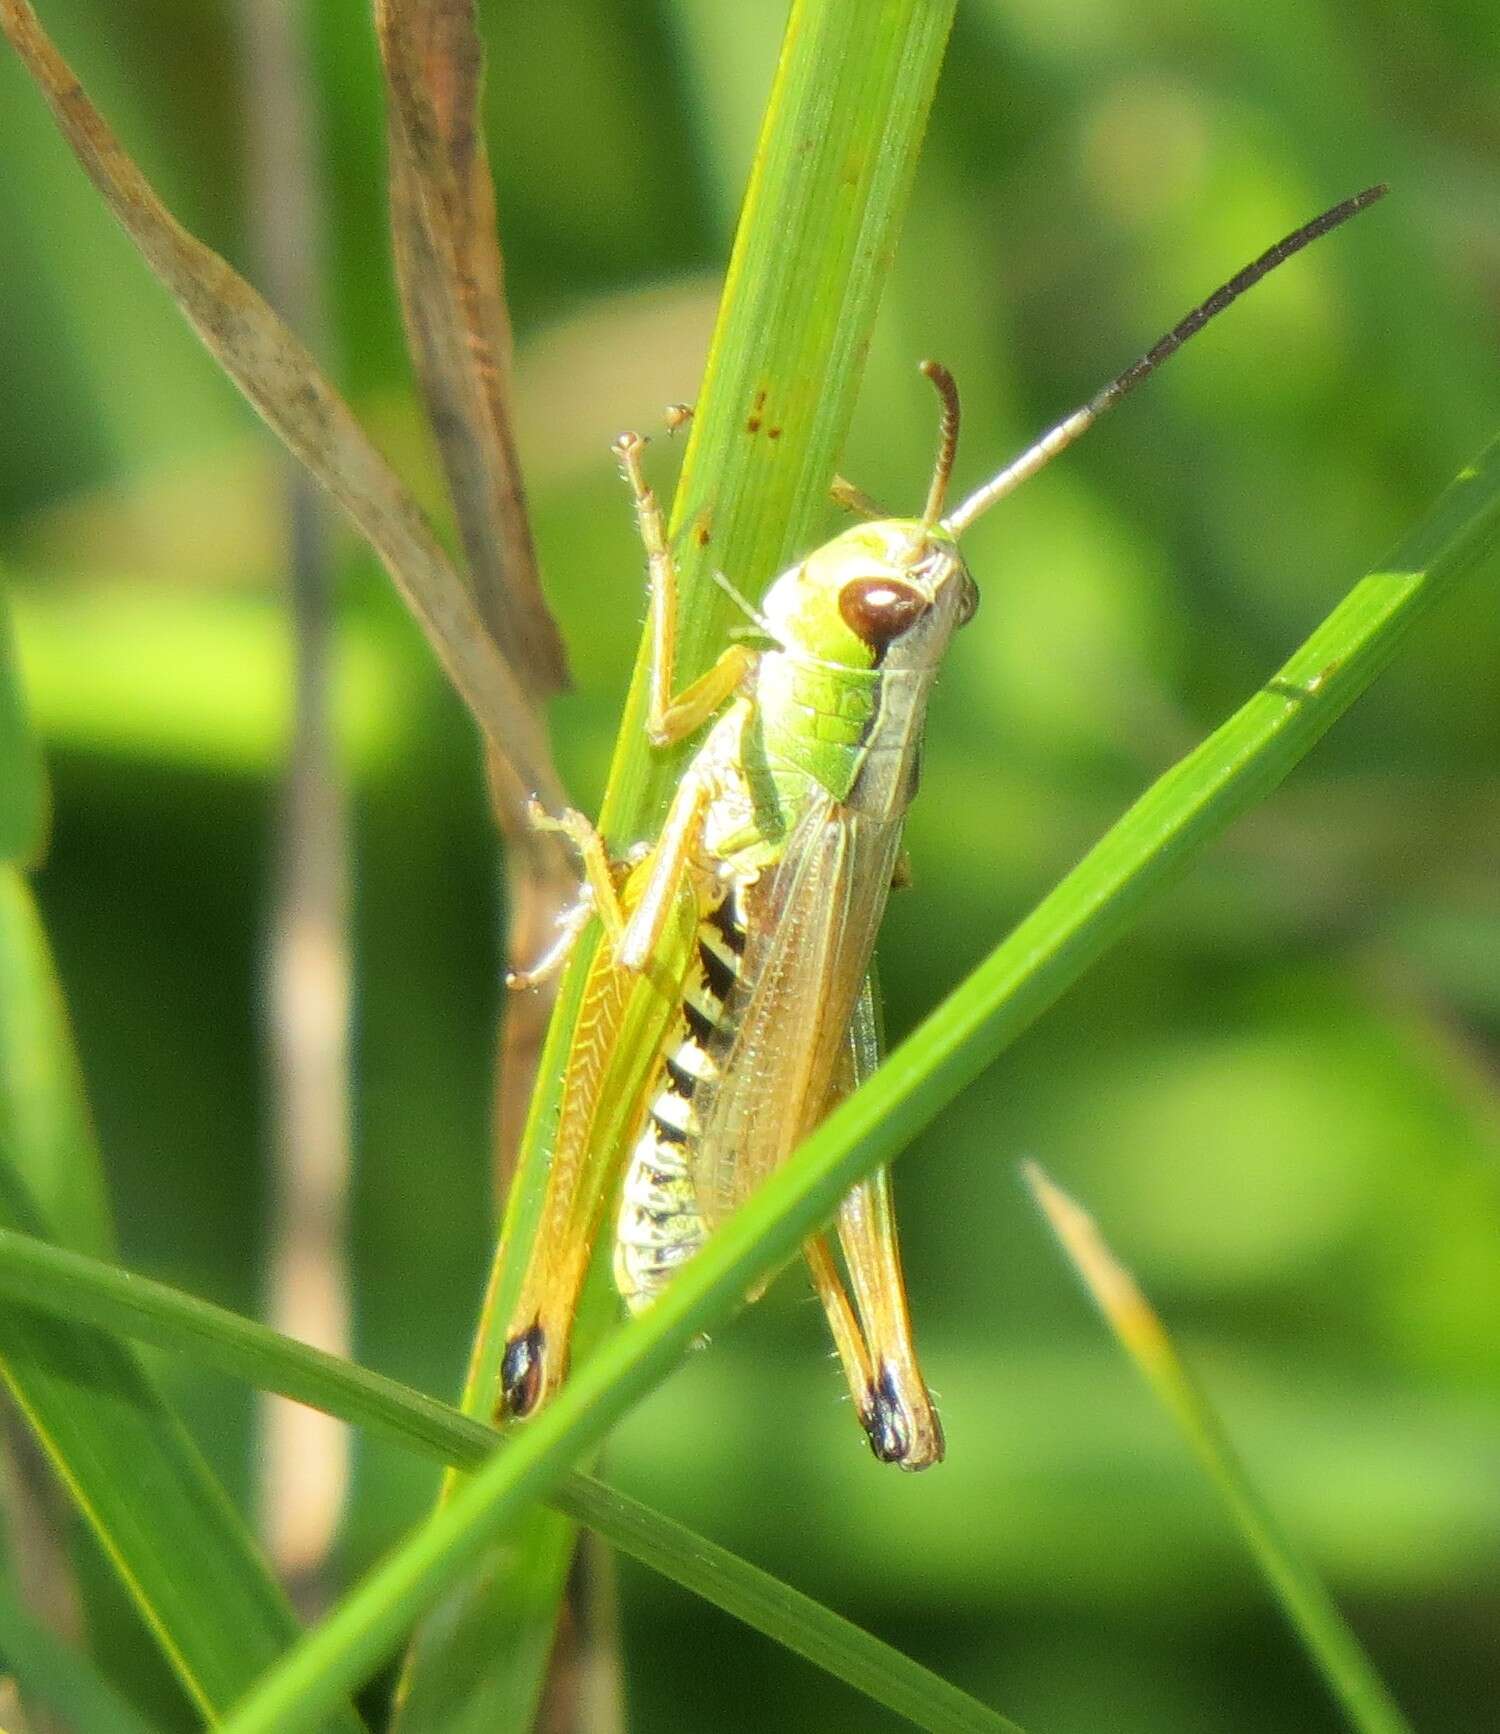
[499,186,1386,1469]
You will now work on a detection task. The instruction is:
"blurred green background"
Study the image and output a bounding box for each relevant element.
[3,2,1499,1730]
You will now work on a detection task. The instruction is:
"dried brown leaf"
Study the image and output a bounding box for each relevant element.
[376,0,569,700]
[374,1,576,1182]
[0,0,565,815]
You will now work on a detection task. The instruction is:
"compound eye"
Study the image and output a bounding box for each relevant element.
[838,578,929,657]
[957,572,980,626]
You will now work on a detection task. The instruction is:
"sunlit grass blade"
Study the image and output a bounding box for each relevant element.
[402,0,958,1723]
[0,1582,162,1734]
[0,590,46,866]
[375,0,566,700]
[0,0,564,814]
[600,0,959,846]
[0,870,362,1728]
[0,1223,1020,1734]
[1022,1163,1413,1734]
[219,430,1500,1734]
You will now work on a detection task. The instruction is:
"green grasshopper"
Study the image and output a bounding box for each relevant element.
[499,185,1386,1469]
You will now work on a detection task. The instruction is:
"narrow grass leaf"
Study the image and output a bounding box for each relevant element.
[0,1166,362,1729]
[0,871,362,1728]
[0,0,564,812]
[1023,1163,1413,1734]
[559,1477,1019,1734]
[0,1223,1020,1734]
[220,431,1500,1733]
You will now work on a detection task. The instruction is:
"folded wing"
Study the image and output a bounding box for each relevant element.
[692,796,905,1228]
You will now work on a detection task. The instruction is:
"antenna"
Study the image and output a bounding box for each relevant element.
[942,184,1388,536]
[919,359,961,524]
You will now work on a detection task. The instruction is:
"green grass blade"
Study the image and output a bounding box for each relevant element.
[0,870,110,1259]
[0,1224,1020,1734]
[404,0,956,1722]
[559,1477,1017,1734]
[598,0,961,843]
[0,868,363,1729]
[0,1581,163,1734]
[0,1224,478,1465]
[220,430,1500,1734]
[0,590,47,866]
[0,1169,362,1728]
[1023,1164,1412,1734]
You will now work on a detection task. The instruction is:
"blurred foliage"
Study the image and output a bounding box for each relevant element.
[0,588,47,865]
[1,1,1498,1731]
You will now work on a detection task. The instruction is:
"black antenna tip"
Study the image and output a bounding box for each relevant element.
[941,182,1392,535]
[1311,182,1390,235]
[1087,182,1392,417]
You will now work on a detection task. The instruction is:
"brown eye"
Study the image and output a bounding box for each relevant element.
[838,578,929,657]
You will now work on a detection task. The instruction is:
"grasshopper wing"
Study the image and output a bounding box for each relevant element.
[691,796,905,1229]
[810,975,946,1466]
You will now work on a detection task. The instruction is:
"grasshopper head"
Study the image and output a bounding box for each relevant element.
[762,517,979,676]
[761,358,977,677]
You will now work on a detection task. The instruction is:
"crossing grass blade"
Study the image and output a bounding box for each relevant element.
[218,429,1500,1733]
[0,1176,365,1730]
[0,870,363,1730]
[1024,1163,1412,1734]
[0,1223,1021,1734]
[398,1,958,1724]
